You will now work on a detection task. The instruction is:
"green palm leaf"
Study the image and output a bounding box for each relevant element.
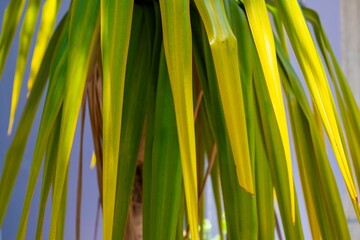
[159,1,198,239]
[0,16,66,225]
[100,1,134,237]
[49,0,99,238]
[1,0,360,239]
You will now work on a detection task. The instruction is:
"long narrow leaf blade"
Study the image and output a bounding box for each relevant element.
[100,1,134,237]
[142,3,162,238]
[28,0,63,94]
[191,7,256,237]
[8,0,42,134]
[244,0,294,221]
[112,5,152,238]
[16,16,69,239]
[303,6,360,198]
[0,17,66,225]
[35,112,62,240]
[55,167,68,240]
[194,0,254,194]
[254,107,274,240]
[0,0,26,77]
[159,1,198,239]
[147,48,183,240]
[253,39,303,238]
[277,39,351,239]
[276,0,358,210]
[49,1,99,238]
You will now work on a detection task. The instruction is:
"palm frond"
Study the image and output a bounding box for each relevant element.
[0,0,359,239]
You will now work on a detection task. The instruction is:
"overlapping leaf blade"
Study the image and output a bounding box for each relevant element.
[16,16,68,239]
[0,17,66,225]
[195,0,254,195]
[254,104,274,240]
[28,0,63,94]
[252,36,303,238]
[8,0,42,134]
[35,113,62,240]
[49,0,99,238]
[55,167,68,240]
[191,6,257,237]
[303,6,360,199]
[112,5,152,239]
[142,3,163,239]
[275,0,359,213]
[244,0,294,221]
[101,0,134,237]
[1,1,359,239]
[159,1,198,239]
[277,39,351,239]
[146,48,183,240]
[0,0,26,78]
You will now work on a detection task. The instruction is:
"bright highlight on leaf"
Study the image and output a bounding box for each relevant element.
[195,0,254,195]
[101,0,134,239]
[159,1,198,239]
[8,0,42,135]
[303,6,360,210]
[49,0,99,238]
[244,0,295,221]
[90,152,96,169]
[0,0,26,78]
[276,0,358,212]
[16,16,69,239]
[28,0,62,95]
[0,15,66,226]
[1,0,360,239]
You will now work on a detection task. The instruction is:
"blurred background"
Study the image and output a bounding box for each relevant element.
[0,0,359,239]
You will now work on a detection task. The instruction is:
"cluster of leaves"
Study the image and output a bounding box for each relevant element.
[0,0,359,239]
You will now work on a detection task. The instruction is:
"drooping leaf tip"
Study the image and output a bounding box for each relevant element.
[7,118,14,136]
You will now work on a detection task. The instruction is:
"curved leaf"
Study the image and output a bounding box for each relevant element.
[276,0,358,212]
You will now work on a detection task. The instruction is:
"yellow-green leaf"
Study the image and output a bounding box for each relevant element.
[195,0,254,195]
[112,5,152,238]
[244,0,294,221]
[16,16,68,239]
[55,167,68,240]
[28,0,62,94]
[142,3,162,238]
[0,0,26,78]
[276,0,358,210]
[253,39,303,238]
[277,38,351,238]
[159,1,198,239]
[49,1,99,238]
[146,48,184,240]
[254,107,274,240]
[35,113,62,240]
[303,6,360,201]
[0,16,66,225]
[191,6,256,237]
[8,0,42,134]
[101,0,134,238]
